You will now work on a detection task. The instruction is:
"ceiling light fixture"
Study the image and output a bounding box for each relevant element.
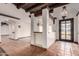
[61,6,68,19]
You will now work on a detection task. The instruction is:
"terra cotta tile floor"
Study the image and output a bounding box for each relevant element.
[0,36,79,56]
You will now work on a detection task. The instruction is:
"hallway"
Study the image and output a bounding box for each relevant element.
[0,36,79,56]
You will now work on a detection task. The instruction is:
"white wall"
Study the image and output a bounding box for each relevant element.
[15,11,31,38]
[78,15,79,44]
[8,22,18,39]
[0,21,1,42]
[31,15,44,47]
[47,15,56,48]
[42,8,56,48]
[47,16,56,48]
[1,25,9,35]
[33,16,39,32]
[0,3,31,39]
[31,14,43,47]
[31,8,56,48]
[0,15,18,39]
[0,16,17,37]
[33,16,43,32]
[52,3,79,42]
[31,14,35,45]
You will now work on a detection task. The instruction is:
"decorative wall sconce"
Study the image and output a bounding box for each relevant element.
[37,22,40,26]
[61,6,68,19]
[49,13,57,24]
[37,20,40,26]
[18,25,21,28]
[53,17,57,24]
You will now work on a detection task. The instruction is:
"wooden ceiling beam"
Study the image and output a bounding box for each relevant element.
[13,3,69,16]
[26,3,45,12]
[22,3,37,10]
[35,3,69,16]
[30,3,51,16]
[13,3,25,9]
[19,3,29,8]
[49,3,69,8]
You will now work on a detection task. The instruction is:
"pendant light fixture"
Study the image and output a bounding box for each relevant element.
[61,6,68,19]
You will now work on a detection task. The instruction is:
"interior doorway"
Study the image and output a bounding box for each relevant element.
[59,18,74,42]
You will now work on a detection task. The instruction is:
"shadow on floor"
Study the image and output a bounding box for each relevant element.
[0,47,8,56]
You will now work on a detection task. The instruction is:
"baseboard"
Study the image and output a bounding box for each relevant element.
[9,36,31,41]
[17,36,31,39]
[56,39,59,41]
[1,35,9,36]
[56,39,78,44]
[74,42,78,44]
[9,38,19,41]
[31,44,47,50]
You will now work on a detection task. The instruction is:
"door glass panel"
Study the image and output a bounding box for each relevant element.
[66,35,71,40]
[60,20,73,41]
[65,21,71,40]
[66,31,71,35]
[61,21,65,40]
[61,32,65,35]
[61,35,65,39]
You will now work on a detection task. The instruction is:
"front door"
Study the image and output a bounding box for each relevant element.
[59,18,74,42]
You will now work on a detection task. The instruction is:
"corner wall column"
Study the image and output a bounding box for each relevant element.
[31,14,35,45]
[42,8,56,48]
[0,21,1,43]
[78,15,79,44]
[42,8,49,48]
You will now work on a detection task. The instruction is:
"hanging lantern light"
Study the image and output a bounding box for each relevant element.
[61,6,68,19]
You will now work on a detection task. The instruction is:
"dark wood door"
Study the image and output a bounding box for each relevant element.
[59,18,74,42]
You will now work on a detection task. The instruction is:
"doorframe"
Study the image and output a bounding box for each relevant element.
[59,18,74,42]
